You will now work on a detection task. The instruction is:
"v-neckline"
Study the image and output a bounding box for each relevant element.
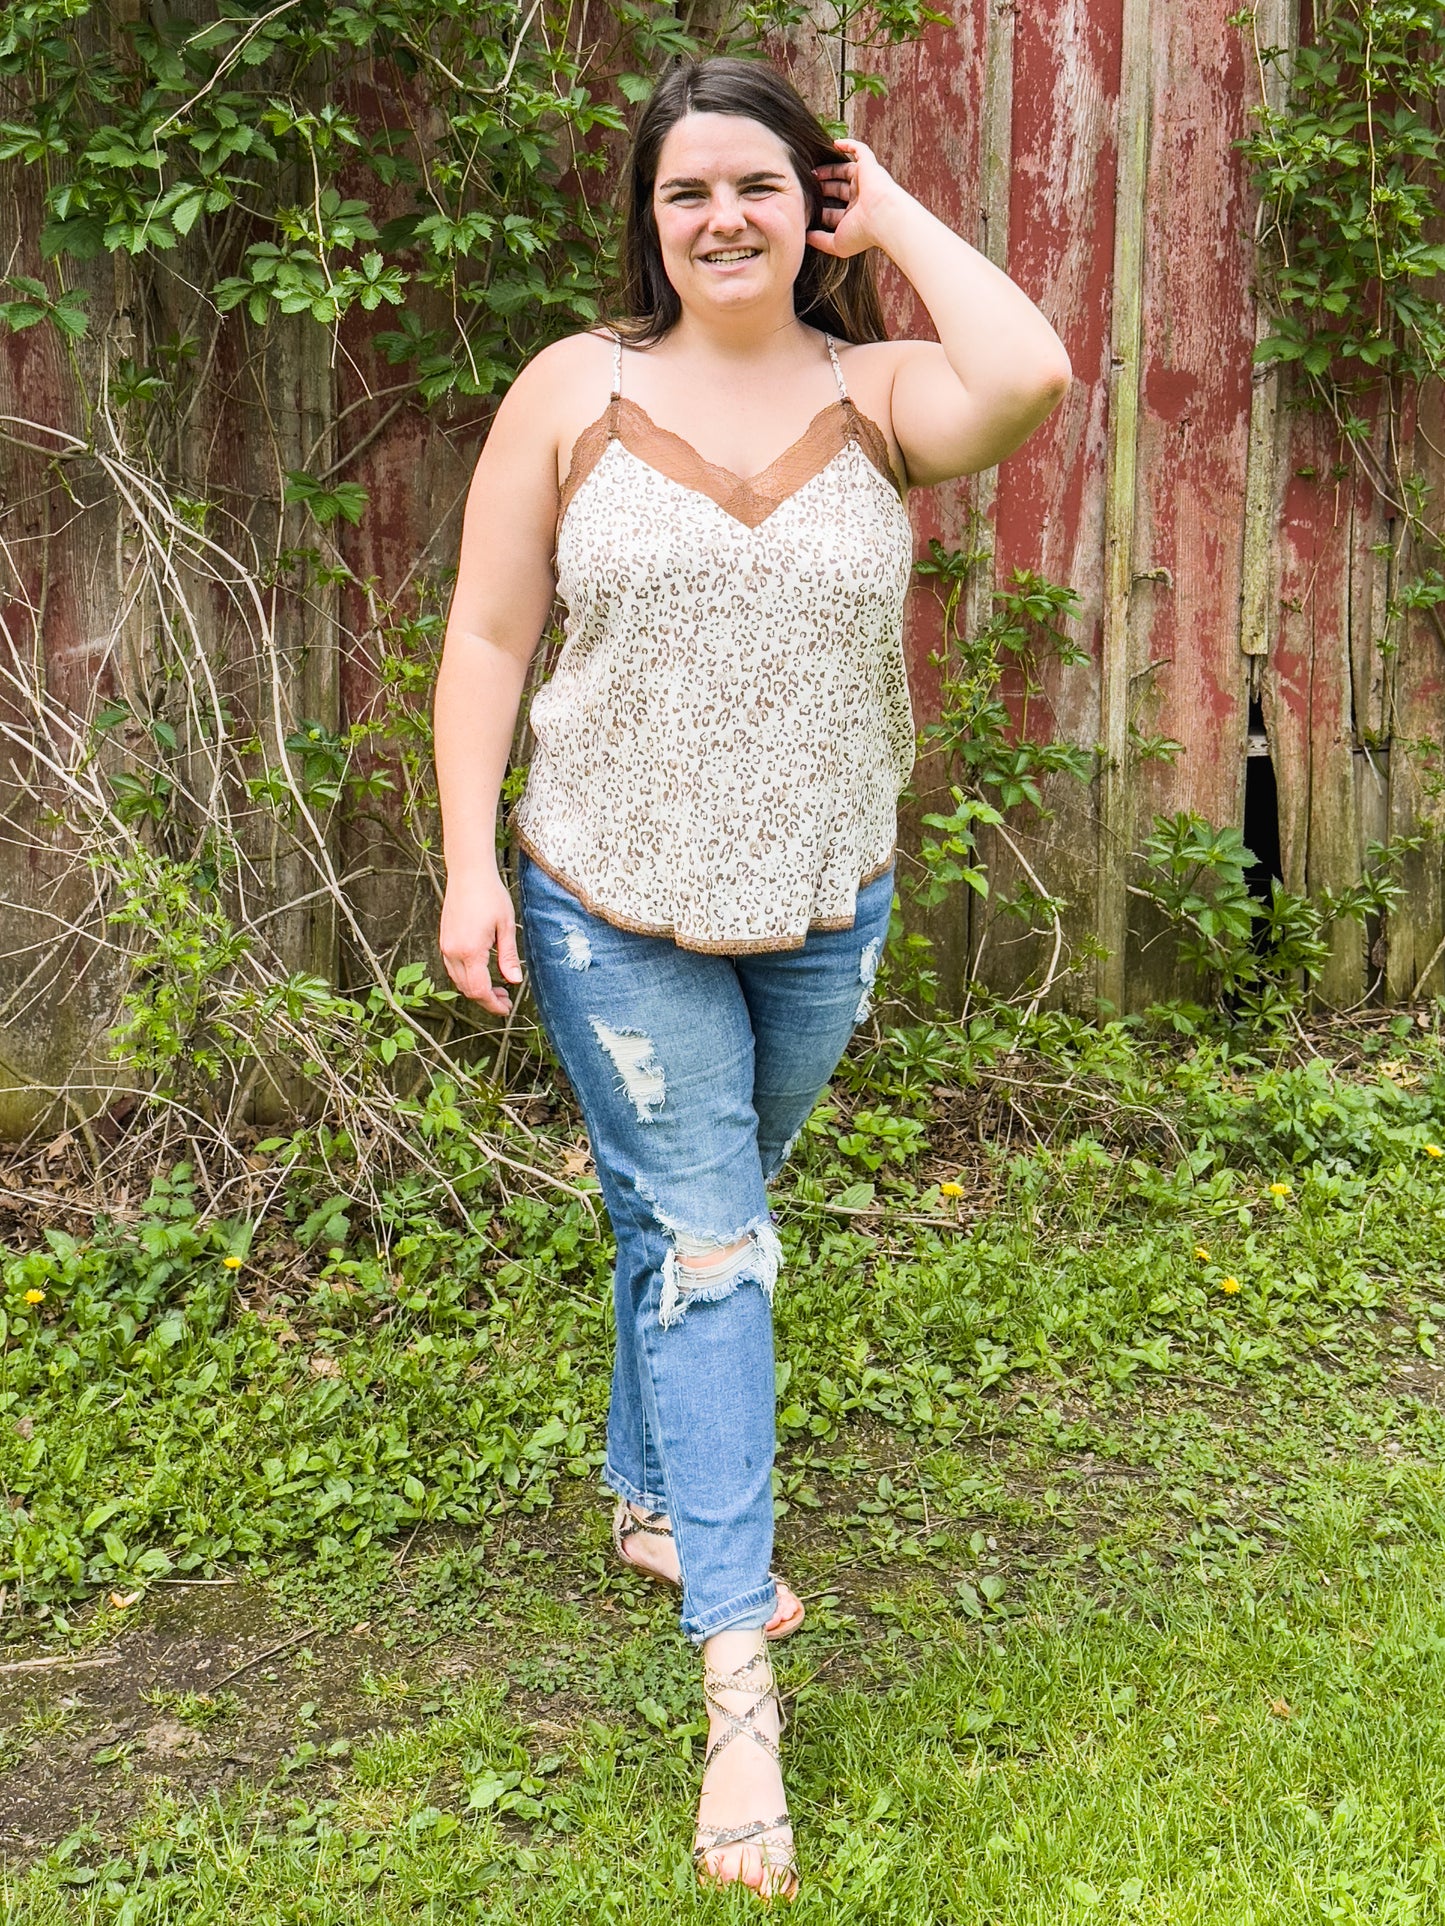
[616,395,849,492]
[557,393,902,539]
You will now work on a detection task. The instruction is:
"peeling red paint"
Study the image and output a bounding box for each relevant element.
[2,10,1441,1036]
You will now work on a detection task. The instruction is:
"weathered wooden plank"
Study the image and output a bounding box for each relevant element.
[919,0,1123,1009]
[1347,396,1394,955]
[1238,0,1297,666]
[0,165,135,1136]
[1126,0,1261,1007]
[954,0,1012,994]
[853,8,989,1005]
[961,0,1015,649]
[1387,375,1445,1000]
[330,64,487,991]
[1094,0,1152,1016]
[139,227,345,1118]
[1264,405,1363,1002]
[336,376,480,979]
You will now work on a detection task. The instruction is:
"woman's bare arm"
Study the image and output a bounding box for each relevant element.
[434,344,574,1013]
[812,140,1073,485]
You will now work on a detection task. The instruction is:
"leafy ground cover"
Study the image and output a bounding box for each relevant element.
[3,1009,1445,1918]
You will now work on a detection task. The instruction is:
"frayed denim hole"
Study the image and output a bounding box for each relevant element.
[560,928,592,971]
[589,1017,665,1122]
[856,935,882,1022]
[657,1221,783,1330]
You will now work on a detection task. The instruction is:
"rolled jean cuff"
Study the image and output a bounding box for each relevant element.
[603,1462,670,1517]
[681,1579,779,1645]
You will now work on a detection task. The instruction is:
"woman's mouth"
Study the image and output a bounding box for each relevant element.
[698,247,761,267]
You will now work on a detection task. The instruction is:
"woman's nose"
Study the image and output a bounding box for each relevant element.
[707,192,747,233]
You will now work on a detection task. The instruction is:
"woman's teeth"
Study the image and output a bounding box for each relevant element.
[702,249,759,263]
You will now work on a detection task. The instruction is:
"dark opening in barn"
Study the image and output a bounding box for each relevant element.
[1243,698,1283,903]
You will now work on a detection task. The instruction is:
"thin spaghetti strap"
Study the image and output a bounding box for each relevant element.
[825,333,849,403]
[611,330,623,401]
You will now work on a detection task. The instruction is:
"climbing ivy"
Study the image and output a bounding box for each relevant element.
[1237,0,1445,646]
[0,0,945,1177]
[0,0,938,402]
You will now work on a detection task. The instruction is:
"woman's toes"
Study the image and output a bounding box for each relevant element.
[702,1843,772,1894]
[703,1845,752,1890]
[766,1580,804,1634]
[703,1840,796,1901]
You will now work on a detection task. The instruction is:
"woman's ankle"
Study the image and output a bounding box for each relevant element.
[704,1624,768,1671]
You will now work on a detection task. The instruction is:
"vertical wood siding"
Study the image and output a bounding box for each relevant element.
[2,5,1443,1127]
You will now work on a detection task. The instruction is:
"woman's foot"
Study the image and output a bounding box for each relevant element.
[694,1627,798,1901]
[611,1501,805,1638]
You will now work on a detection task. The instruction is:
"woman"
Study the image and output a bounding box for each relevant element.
[434,54,1069,1900]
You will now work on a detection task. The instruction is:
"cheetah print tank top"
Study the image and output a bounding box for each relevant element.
[512,330,916,954]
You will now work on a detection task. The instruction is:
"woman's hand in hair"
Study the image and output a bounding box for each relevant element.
[808,138,904,258]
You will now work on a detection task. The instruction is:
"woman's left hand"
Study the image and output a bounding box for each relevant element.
[808,138,904,257]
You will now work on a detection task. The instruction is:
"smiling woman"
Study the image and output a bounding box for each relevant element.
[617,62,889,360]
[431,52,1070,1902]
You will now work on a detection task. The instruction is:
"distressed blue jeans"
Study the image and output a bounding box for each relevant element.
[518,850,894,1641]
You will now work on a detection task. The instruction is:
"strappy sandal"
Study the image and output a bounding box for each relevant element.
[610,1499,806,1641]
[694,1641,799,1901]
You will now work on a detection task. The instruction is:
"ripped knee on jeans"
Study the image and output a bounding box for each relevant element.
[657,1217,783,1330]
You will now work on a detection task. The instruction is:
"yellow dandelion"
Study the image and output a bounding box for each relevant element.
[222,1254,243,1270]
[1426,1145,1443,1160]
[1268,1182,1292,1198]
[1220,1276,1242,1295]
[23,1289,44,1305]
[939,1182,964,1199]
[1194,1246,1210,1262]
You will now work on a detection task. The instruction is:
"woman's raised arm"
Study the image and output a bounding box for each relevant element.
[811,139,1073,486]
[433,347,569,1014]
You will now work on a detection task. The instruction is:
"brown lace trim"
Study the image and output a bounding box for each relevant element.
[556,396,904,541]
[514,827,895,955]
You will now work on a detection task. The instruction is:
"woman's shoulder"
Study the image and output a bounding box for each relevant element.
[511,327,619,396]
[486,330,620,463]
[829,336,912,470]
[831,335,910,372]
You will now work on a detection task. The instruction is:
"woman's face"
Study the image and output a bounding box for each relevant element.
[651,112,810,318]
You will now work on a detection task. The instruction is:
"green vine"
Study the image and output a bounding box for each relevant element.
[1132,812,1423,1029]
[0,0,941,1188]
[1237,0,1445,661]
[894,531,1096,1011]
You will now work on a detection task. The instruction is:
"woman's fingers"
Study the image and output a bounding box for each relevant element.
[445,945,509,1013]
[495,911,523,986]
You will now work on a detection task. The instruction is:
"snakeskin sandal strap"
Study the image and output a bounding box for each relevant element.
[610,1497,673,1563]
[692,1813,798,1891]
[699,1647,785,1772]
[609,1501,807,1641]
[693,1646,799,1897]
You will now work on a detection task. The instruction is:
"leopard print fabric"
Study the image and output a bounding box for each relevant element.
[512,333,916,954]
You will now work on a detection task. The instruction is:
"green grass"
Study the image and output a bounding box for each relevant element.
[6,1016,1445,1916]
[11,1457,1445,1921]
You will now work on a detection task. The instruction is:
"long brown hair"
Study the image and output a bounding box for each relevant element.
[612,56,889,348]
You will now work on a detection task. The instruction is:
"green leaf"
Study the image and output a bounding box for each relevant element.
[835,1181,876,1210]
